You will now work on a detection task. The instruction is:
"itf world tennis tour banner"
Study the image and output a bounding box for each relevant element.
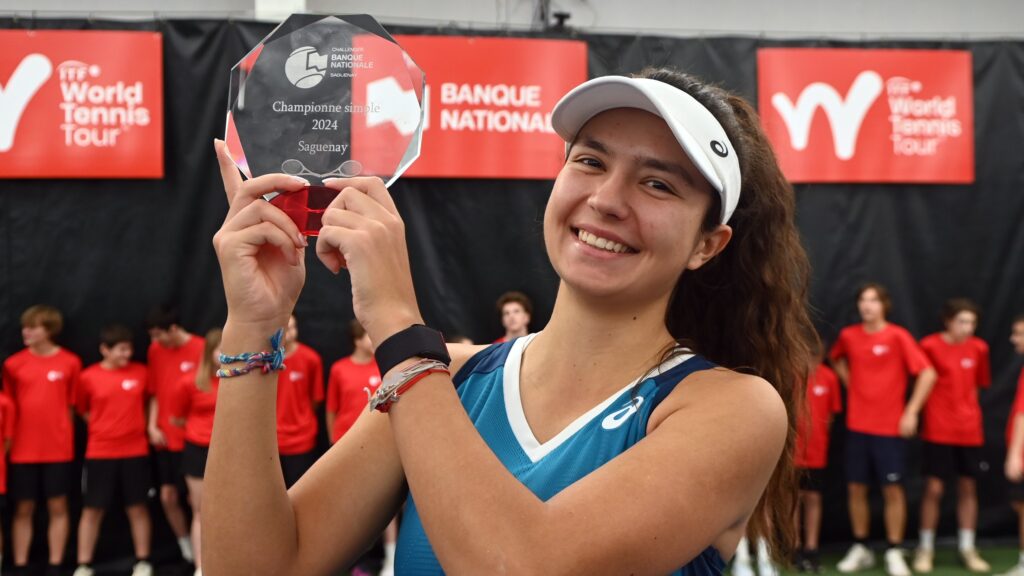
[0,30,164,179]
[757,48,974,184]
[357,35,587,180]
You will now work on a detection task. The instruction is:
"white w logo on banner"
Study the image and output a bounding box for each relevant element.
[0,54,52,152]
[770,71,883,160]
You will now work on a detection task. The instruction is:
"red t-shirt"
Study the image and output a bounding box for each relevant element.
[2,348,80,463]
[1005,367,1024,461]
[794,364,842,469]
[0,394,15,493]
[276,344,324,455]
[147,336,205,452]
[830,323,932,437]
[919,334,990,446]
[78,362,150,459]
[326,356,381,443]
[173,374,219,448]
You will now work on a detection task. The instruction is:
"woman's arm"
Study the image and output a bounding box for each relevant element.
[203,141,405,576]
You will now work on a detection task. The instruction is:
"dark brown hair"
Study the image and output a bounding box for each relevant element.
[100,324,133,349]
[637,68,816,562]
[496,291,533,317]
[857,282,892,318]
[350,319,367,345]
[21,304,63,338]
[196,328,223,393]
[941,298,980,324]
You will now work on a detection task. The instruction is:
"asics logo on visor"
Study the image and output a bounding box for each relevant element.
[710,140,729,158]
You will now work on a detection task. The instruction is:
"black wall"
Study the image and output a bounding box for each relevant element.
[1,18,1023,557]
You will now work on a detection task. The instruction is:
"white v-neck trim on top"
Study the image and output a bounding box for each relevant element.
[503,334,694,463]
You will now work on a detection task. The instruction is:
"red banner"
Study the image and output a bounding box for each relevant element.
[352,35,587,180]
[0,30,163,179]
[757,48,973,183]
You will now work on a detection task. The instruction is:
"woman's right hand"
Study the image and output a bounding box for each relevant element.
[212,140,309,332]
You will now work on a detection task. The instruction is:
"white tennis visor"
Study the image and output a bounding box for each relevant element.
[551,76,742,225]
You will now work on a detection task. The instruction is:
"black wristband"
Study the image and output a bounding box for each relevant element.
[374,324,450,376]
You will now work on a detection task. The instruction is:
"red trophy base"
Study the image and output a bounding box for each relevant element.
[267,185,338,237]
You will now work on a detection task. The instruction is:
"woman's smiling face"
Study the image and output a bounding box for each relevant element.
[544,107,727,305]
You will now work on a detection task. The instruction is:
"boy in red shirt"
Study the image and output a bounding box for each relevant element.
[913,299,991,573]
[144,306,202,563]
[327,320,381,443]
[277,315,324,487]
[831,284,936,576]
[794,354,842,573]
[1001,315,1024,576]
[2,305,81,576]
[73,325,153,576]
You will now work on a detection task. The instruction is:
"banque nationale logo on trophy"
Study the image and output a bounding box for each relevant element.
[225,14,425,236]
[284,46,328,89]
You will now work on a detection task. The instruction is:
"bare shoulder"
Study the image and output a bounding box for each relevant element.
[650,366,787,442]
[447,343,490,374]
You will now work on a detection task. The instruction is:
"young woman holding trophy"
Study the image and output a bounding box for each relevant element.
[203,67,815,575]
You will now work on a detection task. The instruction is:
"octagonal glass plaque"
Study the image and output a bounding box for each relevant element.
[225,14,425,235]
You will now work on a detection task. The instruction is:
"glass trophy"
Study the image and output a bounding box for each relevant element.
[225,14,426,235]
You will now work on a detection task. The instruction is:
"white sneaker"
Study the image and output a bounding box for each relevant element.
[913,548,933,573]
[758,558,780,576]
[885,548,912,576]
[961,549,992,573]
[379,568,395,576]
[132,560,154,576]
[733,556,756,576]
[838,543,876,573]
[72,566,95,576]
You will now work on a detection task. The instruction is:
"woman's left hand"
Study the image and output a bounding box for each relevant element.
[315,177,423,345]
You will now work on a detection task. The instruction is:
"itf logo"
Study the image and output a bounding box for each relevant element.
[285,46,328,89]
[0,53,53,152]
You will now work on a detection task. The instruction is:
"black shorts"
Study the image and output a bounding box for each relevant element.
[182,442,209,479]
[83,456,151,509]
[922,441,985,480]
[1010,480,1024,503]
[154,449,183,487]
[8,462,72,501]
[845,430,906,485]
[280,450,317,488]
[799,467,827,492]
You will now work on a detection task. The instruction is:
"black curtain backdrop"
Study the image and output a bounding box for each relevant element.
[1,18,1023,564]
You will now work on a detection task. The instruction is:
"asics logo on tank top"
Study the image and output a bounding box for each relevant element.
[46,370,64,382]
[122,379,140,391]
[180,361,195,373]
[872,344,890,356]
[961,358,975,369]
[812,385,829,397]
[601,396,644,430]
[289,371,304,382]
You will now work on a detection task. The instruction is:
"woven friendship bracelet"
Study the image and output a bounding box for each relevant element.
[216,328,286,378]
